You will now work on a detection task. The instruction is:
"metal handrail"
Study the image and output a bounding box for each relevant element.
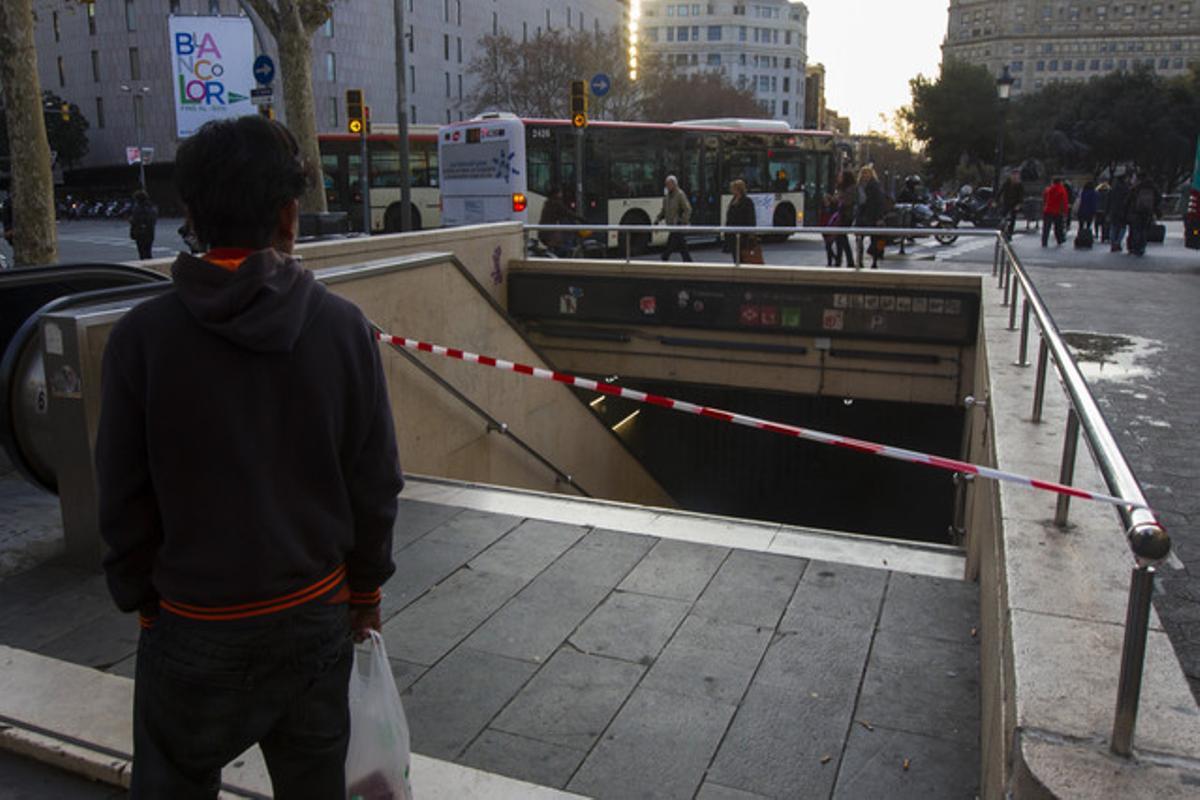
[369,322,590,498]
[521,220,1171,756]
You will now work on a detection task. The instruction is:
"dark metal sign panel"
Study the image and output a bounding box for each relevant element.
[508,273,979,345]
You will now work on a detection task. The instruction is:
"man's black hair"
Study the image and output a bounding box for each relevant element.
[174,115,315,249]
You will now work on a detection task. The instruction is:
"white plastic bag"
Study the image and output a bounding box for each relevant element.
[346,630,413,800]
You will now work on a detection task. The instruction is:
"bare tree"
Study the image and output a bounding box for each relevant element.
[0,0,57,265]
[242,0,332,213]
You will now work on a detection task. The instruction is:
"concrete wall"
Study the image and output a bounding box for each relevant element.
[320,254,674,508]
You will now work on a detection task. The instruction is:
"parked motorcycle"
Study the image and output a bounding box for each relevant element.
[950,185,998,228]
[887,200,959,245]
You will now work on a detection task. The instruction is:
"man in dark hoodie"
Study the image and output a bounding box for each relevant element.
[95,115,403,798]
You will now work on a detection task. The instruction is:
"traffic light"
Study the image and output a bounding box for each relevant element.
[60,102,70,122]
[346,88,365,134]
[570,80,587,129]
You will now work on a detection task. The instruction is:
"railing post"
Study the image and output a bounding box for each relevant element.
[624,229,632,264]
[735,232,742,267]
[1111,563,1157,756]
[1031,336,1049,423]
[1054,408,1081,526]
[1016,300,1032,366]
[1007,279,1020,330]
[992,236,1001,277]
[1111,523,1172,757]
[1002,257,1012,306]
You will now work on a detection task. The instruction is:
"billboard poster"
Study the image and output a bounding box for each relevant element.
[168,16,254,138]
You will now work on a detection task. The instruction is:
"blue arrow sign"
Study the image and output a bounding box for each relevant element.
[590,73,611,97]
[253,55,276,86]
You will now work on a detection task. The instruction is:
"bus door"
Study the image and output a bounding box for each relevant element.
[682,134,720,228]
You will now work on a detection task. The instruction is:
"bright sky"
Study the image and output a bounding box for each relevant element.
[802,0,950,134]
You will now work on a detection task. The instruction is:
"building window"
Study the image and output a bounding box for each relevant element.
[88,3,96,35]
[1012,59,1024,71]
[677,26,688,40]
[783,76,789,91]
[52,11,60,42]
[666,28,674,41]
[493,12,498,35]
[95,97,105,129]
[408,65,415,92]
[523,22,528,42]
[456,0,461,25]
[707,53,721,65]
[57,56,65,87]
[707,25,721,40]
[328,96,338,127]
[408,25,414,53]
[125,0,136,32]
[91,50,101,82]
[739,25,746,40]
[446,109,451,124]
[648,27,659,42]
[443,0,449,22]
[444,71,450,97]
[325,52,336,81]
[443,34,449,60]
[457,37,462,63]
[129,47,141,80]
[323,16,334,37]
[457,73,463,98]
[208,0,219,12]
[170,0,180,11]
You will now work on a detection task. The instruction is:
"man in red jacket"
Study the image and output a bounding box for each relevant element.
[1042,176,1069,247]
[96,116,403,798]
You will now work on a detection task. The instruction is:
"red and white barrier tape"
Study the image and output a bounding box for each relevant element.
[376,332,1149,512]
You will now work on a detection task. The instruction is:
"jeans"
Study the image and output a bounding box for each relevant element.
[1041,213,1065,245]
[1110,222,1128,251]
[661,231,692,262]
[132,602,353,799]
[834,234,854,267]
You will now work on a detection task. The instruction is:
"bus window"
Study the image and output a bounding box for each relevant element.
[527,134,554,196]
[723,135,768,192]
[608,130,659,199]
[370,149,401,188]
[321,154,343,205]
[768,152,804,193]
[423,145,438,188]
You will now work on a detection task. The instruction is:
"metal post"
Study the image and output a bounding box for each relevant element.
[574,128,585,222]
[393,0,412,231]
[1007,280,1020,330]
[624,228,632,263]
[359,123,371,234]
[1031,336,1049,423]
[992,236,1001,277]
[1054,408,1081,525]
[1001,258,1012,305]
[1016,299,1032,365]
[1111,564,1157,756]
[734,232,742,267]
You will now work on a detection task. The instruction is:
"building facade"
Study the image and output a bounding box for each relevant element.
[639,1,808,128]
[31,0,626,170]
[943,0,1200,95]
[803,62,824,129]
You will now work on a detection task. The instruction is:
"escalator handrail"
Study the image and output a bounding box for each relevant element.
[0,275,171,492]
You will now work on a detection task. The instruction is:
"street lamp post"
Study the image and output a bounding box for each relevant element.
[119,84,151,190]
[993,65,1015,196]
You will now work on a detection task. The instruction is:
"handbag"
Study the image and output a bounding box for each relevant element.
[346,630,414,800]
[740,236,764,264]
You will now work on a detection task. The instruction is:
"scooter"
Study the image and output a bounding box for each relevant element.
[888,201,959,245]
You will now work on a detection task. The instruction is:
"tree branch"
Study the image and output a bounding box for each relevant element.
[242,0,280,35]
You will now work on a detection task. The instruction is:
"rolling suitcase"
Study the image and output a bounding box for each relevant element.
[1073,227,1093,249]
[1147,223,1166,244]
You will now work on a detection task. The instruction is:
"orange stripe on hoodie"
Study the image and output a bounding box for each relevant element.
[203,247,255,272]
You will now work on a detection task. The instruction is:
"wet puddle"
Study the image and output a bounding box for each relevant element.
[1061,331,1163,383]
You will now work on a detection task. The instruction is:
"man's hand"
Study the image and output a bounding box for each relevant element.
[350,605,381,643]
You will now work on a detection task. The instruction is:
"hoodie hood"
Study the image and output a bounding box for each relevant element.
[171,249,327,353]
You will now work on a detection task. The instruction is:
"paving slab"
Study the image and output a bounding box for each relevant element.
[695,782,771,800]
[567,686,736,800]
[382,568,528,666]
[36,607,137,670]
[492,648,645,752]
[536,528,657,589]
[878,571,980,644]
[0,748,124,799]
[690,550,807,628]
[568,590,691,665]
[707,682,851,799]
[463,576,611,664]
[380,537,480,618]
[854,629,980,742]
[461,729,586,790]
[617,538,729,602]
[401,647,538,760]
[780,560,889,630]
[754,614,876,704]
[421,508,524,553]
[639,615,772,705]
[468,519,590,580]
[832,724,980,799]
[393,499,467,551]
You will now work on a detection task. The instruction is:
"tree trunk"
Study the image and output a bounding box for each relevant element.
[274,1,327,213]
[0,0,57,265]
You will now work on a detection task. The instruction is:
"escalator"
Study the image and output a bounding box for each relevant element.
[0,264,169,491]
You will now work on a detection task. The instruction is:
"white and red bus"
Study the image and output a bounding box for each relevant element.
[318,124,442,233]
[437,113,838,251]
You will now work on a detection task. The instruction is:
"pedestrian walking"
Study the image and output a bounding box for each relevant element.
[95,116,404,799]
[129,190,158,260]
[537,186,581,257]
[1095,181,1111,242]
[1124,174,1161,257]
[1107,173,1132,251]
[1041,177,1069,246]
[819,192,839,266]
[856,166,886,268]
[998,170,1024,241]
[724,179,758,264]
[656,174,693,262]
[834,170,857,268]
[1077,181,1098,235]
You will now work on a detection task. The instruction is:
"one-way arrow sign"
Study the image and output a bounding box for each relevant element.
[590,73,611,97]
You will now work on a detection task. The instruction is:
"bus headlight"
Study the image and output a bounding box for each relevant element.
[512,193,527,212]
